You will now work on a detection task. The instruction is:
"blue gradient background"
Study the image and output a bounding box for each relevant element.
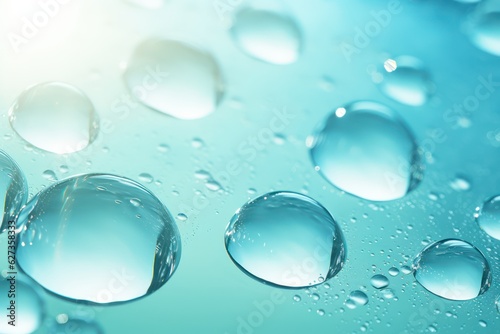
[0,0,499,333]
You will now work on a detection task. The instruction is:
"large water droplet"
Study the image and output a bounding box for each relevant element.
[468,8,500,56]
[0,150,28,233]
[370,274,389,289]
[224,191,346,288]
[8,82,99,154]
[378,56,433,106]
[413,239,491,300]
[308,101,421,201]
[230,7,302,64]
[124,39,223,120]
[475,195,500,240]
[0,278,44,333]
[16,174,181,304]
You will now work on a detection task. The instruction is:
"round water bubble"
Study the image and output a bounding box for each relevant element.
[8,82,99,154]
[378,56,433,106]
[16,174,181,304]
[50,318,103,334]
[224,191,346,288]
[413,239,491,300]
[475,195,500,240]
[370,274,389,289]
[308,101,421,201]
[0,150,28,233]
[0,278,45,333]
[124,39,223,120]
[230,6,302,64]
[467,5,500,57]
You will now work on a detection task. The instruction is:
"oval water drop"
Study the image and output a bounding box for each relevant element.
[16,174,181,304]
[468,9,500,56]
[0,150,28,233]
[378,56,433,106]
[370,274,389,289]
[230,7,302,65]
[8,82,99,154]
[413,239,491,300]
[475,195,500,240]
[309,101,421,201]
[224,191,346,288]
[124,39,223,120]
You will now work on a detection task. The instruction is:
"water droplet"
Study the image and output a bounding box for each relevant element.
[475,195,500,240]
[479,320,487,328]
[191,138,205,148]
[317,309,325,316]
[380,288,395,299]
[16,174,181,304]
[195,170,211,180]
[388,267,400,277]
[0,278,44,333]
[56,313,68,324]
[138,173,154,184]
[346,290,368,308]
[124,39,223,120]
[378,56,433,106]
[449,175,471,191]
[157,143,170,153]
[230,7,302,64]
[468,9,500,56]
[293,295,301,302]
[0,150,28,233]
[224,191,346,288]
[428,325,437,333]
[176,213,188,221]
[496,295,500,313]
[205,180,222,192]
[50,318,104,334]
[413,239,491,300]
[370,274,389,289]
[42,170,58,182]
[311,293,320,301]
[401,265,412,275]
[8,82,99,154]
[309,101,421,201]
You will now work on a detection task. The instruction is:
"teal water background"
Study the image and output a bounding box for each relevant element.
[0,0,500,333]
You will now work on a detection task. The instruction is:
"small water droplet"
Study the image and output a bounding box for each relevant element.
[388,267,400,277]
[138,173,154,183]
[449,175,471,192]
[468,8,500,57]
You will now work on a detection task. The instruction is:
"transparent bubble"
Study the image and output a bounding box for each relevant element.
[16,174,181,304]
[413,239,491,300]
[225,191,346,288]
[0,150,28,233]
[378,56,433,106]
[230,6,302,64]
[308,101,421,201]
[475,195,500,240]
[125,39,224,120]
[0,277,45,333]
[8,82,99,154]
[346,290,368,309]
